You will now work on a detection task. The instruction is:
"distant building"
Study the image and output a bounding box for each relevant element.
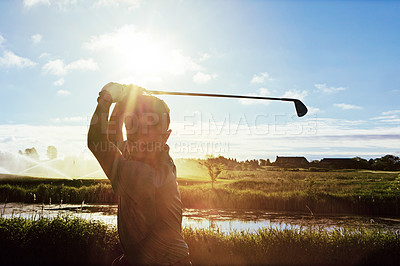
[320,158,354,169]
[274,156,309,168]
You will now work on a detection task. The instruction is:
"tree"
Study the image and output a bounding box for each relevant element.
[199,159,223,188]
[46,146,58,160]
[351,157,370,169]
[24,147,39,160]
[372,155,400,171]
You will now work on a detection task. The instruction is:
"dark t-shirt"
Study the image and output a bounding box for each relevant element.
[110,146,189,265]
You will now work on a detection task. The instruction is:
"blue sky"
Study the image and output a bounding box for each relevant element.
[0,0,399,161]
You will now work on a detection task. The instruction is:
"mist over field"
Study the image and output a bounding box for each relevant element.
[0,149,211,180]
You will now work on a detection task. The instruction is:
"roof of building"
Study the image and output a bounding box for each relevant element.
[275,156,309,163]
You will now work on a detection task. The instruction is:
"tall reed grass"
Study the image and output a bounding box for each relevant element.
[1,168,400,216]
[1,215,400,265]
[0,216,120,265]
[0,183,117,204]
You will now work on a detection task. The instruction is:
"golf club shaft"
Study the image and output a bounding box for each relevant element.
[146,90,297,103]
[146,90,308,117]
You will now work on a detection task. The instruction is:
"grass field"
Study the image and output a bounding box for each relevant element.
[1,169,400,265]
[1,215,400,265]
[1,167,400,216]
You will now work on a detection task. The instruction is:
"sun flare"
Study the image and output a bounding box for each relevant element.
[93,25,196,80]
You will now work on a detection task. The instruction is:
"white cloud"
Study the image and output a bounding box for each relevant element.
[282,89,308,100]
[0,124,91,161]
[237,88,308,111]
[31,33,42,44]
[198,52,210,62]
[57,89,71,95]
[193,72,217,84]
[239,88,271,105]
[371,115,397,120]
[117,75,163,87]
[250,72,273,84]
[259,88,270,95]
[42,59,67,75]
[0,50,37,68]
[238,88,309,111]
[0,34,5,45]
[168,115,400,160]
[24,0,77,9]
[314,83,346,94]
[334,103,362,110]
[93,0,141,9]
[39,52,50,59]
[382,110,400,115]
[1,115,399,163]
[375,119,400,124]
[54,78,65,86]
[42,58,99,76]
[371,111,400,124]
[51,116,85,123]
[66,58,99,71]
[307,106,321,115]
[24,0,50,8]
[83,25,202,76]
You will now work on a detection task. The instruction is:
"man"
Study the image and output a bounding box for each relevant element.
[88,82,190,265]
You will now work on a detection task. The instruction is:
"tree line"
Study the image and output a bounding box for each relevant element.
[17,146,58,161]
[200,155,400,171]
[14,146,400,171]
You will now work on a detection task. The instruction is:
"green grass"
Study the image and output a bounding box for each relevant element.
[1,169,400,216]
[1,215,400,265]
[178,168,400,215]
[0,182,117,204]
[0,216,120,266]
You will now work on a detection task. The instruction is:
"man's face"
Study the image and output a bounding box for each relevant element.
[124,109,170,145]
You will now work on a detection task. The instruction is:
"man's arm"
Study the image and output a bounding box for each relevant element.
[88,92,123,179]
[107,84,143,149]
[108,102,125,147]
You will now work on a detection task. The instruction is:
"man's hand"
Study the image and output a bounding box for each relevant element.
[101,82,146,103]
[121,84,146,101]
[100,82,126,102]
[116,84,146,114]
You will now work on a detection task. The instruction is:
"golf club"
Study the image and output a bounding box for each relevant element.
[146,90,308,117]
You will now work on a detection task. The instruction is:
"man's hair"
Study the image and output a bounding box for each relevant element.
[142,94,170,129]
[125,94,170,134]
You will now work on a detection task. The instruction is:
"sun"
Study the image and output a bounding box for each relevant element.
[113,28,184,78]
[84,25,199,84]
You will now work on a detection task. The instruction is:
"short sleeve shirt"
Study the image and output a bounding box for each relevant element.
[109,147,189,265]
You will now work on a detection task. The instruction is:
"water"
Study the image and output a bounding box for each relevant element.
[2,203,400,233]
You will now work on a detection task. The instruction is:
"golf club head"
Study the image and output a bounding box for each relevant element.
[294,100,308,117]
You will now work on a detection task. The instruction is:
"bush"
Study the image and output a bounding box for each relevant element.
[0,216,120,265]
[2,216,400,265]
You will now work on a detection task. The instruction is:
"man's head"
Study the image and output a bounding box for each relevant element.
[124,94,171,151]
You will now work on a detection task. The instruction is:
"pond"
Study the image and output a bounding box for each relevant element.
[2,203,400,233]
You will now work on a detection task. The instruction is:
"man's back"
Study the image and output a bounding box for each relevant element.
[88,83,190,265]
[110,147,189,265]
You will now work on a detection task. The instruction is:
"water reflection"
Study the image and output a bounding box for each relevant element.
[2,203,400,233]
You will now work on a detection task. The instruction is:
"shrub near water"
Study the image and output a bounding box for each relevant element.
[0,183,117,204]
[1,216,400,265]
[0,216,121,266]
[1,169,400,216]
